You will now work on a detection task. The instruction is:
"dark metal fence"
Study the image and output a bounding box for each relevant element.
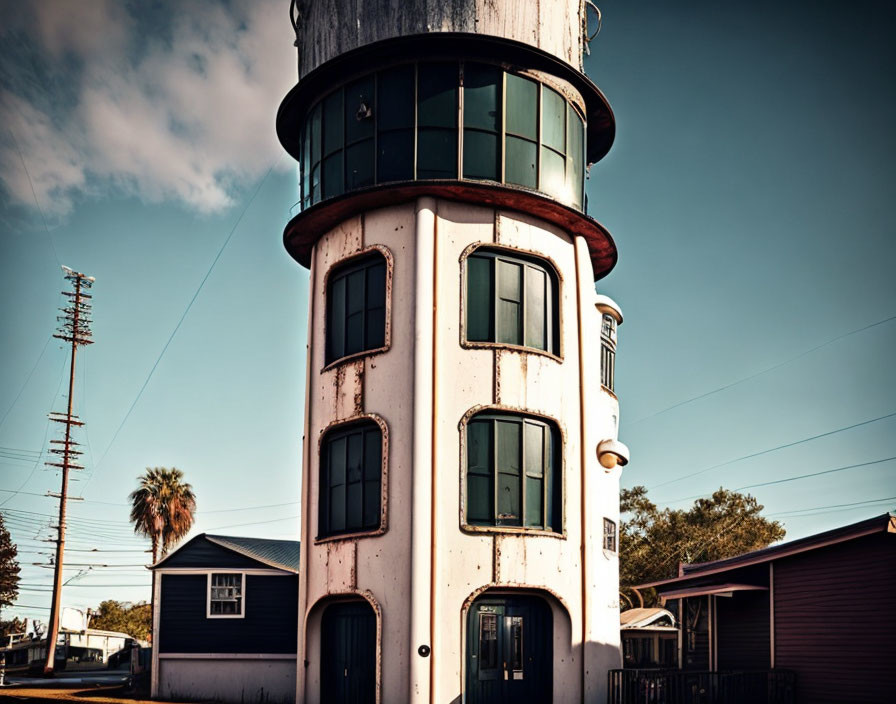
[608,669,795,704]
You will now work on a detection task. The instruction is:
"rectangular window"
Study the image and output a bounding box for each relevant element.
[319,422,383,538]
[418,63,458,179]
[326,253,387,364]
[465,250,558,355]
[603,517,617,552]
[208,573,244,617]
[377,65,415,183]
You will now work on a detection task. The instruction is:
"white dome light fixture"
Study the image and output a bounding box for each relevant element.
[597,438,630,470]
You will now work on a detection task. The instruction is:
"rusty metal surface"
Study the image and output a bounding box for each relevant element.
[283,181,617,280]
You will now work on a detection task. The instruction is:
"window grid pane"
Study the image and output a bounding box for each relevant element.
[320,423,383,538]
[326,255,387,364]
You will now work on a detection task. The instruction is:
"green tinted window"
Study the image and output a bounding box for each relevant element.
[463,64,500,131]
[418,128,457,179]
[465,250,558,355]
[506,74,537,139]
[418,64,457,128]
[505,136,537,189]
[322,91,343,156]
[326,253,388,364]
[465,413,560,531]
[540,146,566,200]
[463,130,499,181]
[344,76,374,144]
[567,108,585,208]
[320,422,382,538]
[542,86,566,152]
[346,141,374,190]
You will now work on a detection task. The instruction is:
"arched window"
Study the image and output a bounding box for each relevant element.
[465,249,559,355]
[325,253,387,365]
[319,421,383,538]
[465,412,561,532]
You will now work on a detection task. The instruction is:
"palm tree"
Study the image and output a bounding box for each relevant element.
[129,467,196,564]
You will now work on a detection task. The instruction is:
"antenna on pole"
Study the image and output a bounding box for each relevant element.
[42,266,94,676]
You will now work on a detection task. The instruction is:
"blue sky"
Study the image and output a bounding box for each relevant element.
[1,0,894,623]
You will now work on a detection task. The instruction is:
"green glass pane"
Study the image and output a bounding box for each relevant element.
[524,422,545,478]
[365,307,384,349]
[466,256,493,341]
[377,129,413,182]
[540,147,566,200]
[496,420,521,474]
[525,265,546,350]
[542,86,566,152]
[311,164,321,203]
[346,140,374,190]
[347,432,363,483]
[346,310,363,355]
[346,481,362,530]
[322,152,343,199]
[525,476,543,527]
[323,91,343,155]
[567,108,584,209]
[497,299,520,344]
[497,471,521,525]
[329,484,345,532]
[547,430,560,530]
[366,260,386,308]
[418,63,458,128]
[328,436,346,487]
[467,474,493,523]
[364,429,381,478]
[506,74,537,139]
[467,419,492,474]
[347,270,365,315]
[378,66,414,130]
[463,130,499,180]
[363,478,380,527]
[327,277,345,361]
[311,103,322,163]
[463,64,500,132]
[505,136,536,189]
[417,128,457,179]
[345,76,374,144]
[498,260,521,302]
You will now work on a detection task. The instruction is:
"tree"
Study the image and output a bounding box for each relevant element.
[89,600,152,641]
[0,513,20,612]
[129,467,196,564]
[620,486,785,608]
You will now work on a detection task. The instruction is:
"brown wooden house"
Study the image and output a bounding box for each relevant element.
[625,513,895,704]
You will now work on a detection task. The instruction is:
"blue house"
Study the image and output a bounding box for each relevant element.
[150,534,300,703]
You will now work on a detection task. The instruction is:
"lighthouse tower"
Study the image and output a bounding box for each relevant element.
[277,1,628,702]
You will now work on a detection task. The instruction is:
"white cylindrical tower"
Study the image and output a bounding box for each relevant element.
[277,2,628,702]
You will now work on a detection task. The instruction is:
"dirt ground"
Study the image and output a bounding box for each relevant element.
[0,684,212,703]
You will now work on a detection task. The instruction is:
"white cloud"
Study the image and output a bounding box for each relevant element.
[0,0,296,217]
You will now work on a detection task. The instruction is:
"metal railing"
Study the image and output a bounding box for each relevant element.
[608,668,796,704]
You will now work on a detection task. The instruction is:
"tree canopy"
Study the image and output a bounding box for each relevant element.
[90,600,152,641]
[129,467,196,563]
[620,486,785,608]
[0,513,20,612]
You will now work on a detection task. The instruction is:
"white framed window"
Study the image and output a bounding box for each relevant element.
[603,517,617,552]
[207,572,245,618]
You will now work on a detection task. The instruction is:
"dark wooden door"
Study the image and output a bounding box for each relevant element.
[466,595,552,704]
[321,601,376,704]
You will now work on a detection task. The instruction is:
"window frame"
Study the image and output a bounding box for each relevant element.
[460,407,565,537]
[599,312,618,393]
[603,517,617,553]
[322,247,392,370]
[299,61,587,211]
[206,572,246,619]
[461,244,563,360]
[316,415,388,543]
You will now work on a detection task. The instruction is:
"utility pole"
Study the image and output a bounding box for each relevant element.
[43,266,94,675]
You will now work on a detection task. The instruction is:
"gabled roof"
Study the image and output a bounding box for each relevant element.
[620,607,677,630]
[153,533,300,573]
[635,513,894,590]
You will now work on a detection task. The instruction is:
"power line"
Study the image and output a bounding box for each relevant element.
[0,334,54,432]
[650,410,896,492]
[632,313,896,424]
[664,456,896,505]
[82,157,283,490]
[768,496,896,518]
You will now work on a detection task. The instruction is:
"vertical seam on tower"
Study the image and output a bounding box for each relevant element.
[575,240,588,699]
[429,206,439,704]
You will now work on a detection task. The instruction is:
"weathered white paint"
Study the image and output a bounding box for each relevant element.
[296,0,589,77]
[297,199,624,702]
[159,657,296,704]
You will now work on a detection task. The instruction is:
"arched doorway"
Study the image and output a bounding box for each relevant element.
[320,600,376,704]
[465,593,553,703]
